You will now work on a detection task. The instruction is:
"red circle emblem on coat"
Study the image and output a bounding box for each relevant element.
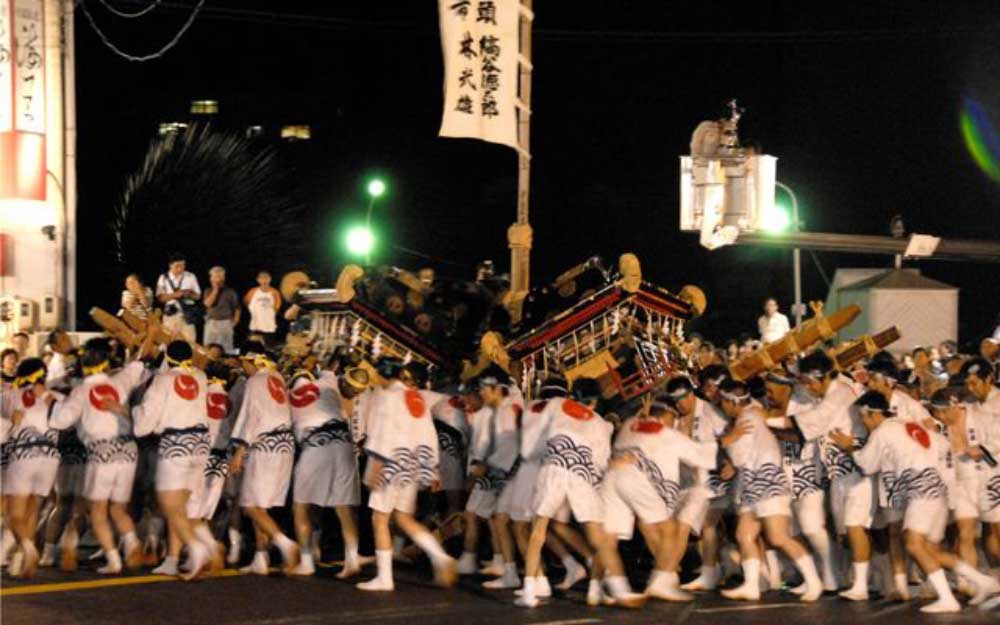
[562,399,593,420]
[207,392,231,420]
[631,419,664,433]
[267,376,287,404]
[174,374,200,401]
[405,389,426,418]
[905,422,931,449]
[289,383,320,408]
[88,384,120,411]
[21,389,36,409]
[530,400,549,414]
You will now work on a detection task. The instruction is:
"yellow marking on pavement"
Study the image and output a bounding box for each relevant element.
[1,569,242,597]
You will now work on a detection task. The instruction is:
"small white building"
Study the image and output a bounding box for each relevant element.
[825,268,958,354]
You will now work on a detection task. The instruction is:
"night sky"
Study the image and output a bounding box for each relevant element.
[74,0,1000,345]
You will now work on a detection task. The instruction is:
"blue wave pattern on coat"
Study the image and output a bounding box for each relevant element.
[159,426,211,459]
[883,467,947,507]
[618,447,680,510]
[203,449,229,479]
[543,434,602,486]
[738,462,789,506]
[9,427,60,461]
[790,463,823,499]
[87,436,139,464]
[302,420,352,448]
[381,444,437,487]
[250,428,296,455]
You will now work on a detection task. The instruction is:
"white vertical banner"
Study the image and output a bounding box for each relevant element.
[0,0,12,132]
[13,0,43,134]
[438,0,519,150]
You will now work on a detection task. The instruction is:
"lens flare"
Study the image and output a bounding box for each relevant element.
[961,98,1000,184]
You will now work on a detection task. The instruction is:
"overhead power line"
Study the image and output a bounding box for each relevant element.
[77,0,204,61]
[97,0,160,18]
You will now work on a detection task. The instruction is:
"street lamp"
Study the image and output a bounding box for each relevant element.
[774,181,804,327]
[364,177,387,264]
[345,225,375,258]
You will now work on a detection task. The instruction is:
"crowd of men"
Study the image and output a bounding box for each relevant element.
[2,320,1000,614]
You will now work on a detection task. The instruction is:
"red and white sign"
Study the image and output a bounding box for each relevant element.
[0,0,45,200]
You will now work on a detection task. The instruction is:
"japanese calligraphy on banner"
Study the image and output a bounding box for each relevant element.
[0,0,45,200]
[438,0,519,150]
[0,0,12,132]
[13,0,44,134]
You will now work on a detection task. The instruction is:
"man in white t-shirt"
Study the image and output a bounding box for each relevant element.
[155,254,201,343]
[757,297,791,344]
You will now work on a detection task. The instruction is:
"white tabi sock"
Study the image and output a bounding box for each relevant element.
[927,569,958,602]
[411,531,449,567]
[344,539,360,568]
[193,525,217,551]
[741,558,761,594]
[850,561,869,593]
[272,533,297,561]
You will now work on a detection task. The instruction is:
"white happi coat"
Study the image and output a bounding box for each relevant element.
[615,415,717,510]
[949,403,1000,515]
[431,393,469,466]
[782,387,826,499]
[133,366,211,459]
[679,397,729,496]
[853,419,948,508]
[289,372,350,445]
[890,389,932,424]
[230,369,294,454]
[792,374,865,481]
[982,386,1000,417]
[7,387,63,467]
[365,380,439,487]
[50,362,148,463]
[727,404,790,507]
[537,399,613,487]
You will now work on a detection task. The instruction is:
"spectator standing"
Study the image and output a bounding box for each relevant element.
[203,266,241,354]
[1,348,18,384]
[243,271,282,343]
[155,254,201,343]
[120,274,154,320]
[11,332,30,359]
[757,297,790,343]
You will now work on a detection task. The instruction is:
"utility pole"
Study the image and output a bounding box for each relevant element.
[507,0,533,321]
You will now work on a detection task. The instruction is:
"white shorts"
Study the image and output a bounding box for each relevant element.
[240,450,293,508]
[368,481,419,515]
[952,475,981,521]
[466,480,499,519]
[156,453,209,493]
[602,464,673,539]
[676,486,713,534]
[499,461,541,522]
[293,442,360,507]
[746,495,792,519]
[5,456,60,497]
[791,489,827,536]
[84,461,137,503]
[186,452,228,520]
[439,451,465,492]
[830,473,875,533]
[905,498,949,543]
[532,464,603,524]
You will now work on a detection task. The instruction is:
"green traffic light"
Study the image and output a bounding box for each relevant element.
[367,178,386,198]
[345,225,375,256]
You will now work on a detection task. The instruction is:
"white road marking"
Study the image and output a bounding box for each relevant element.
[694,602,805,613]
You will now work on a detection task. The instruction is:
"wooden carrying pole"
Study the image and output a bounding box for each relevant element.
[507,0,533,321]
